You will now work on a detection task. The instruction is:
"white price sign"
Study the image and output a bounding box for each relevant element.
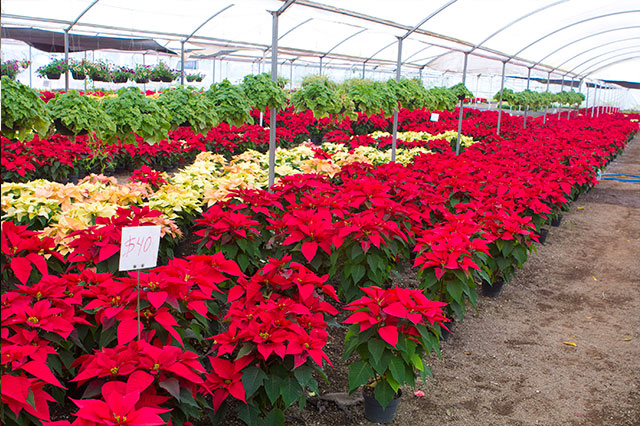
[430,113,440,122]
[119,226,161,271]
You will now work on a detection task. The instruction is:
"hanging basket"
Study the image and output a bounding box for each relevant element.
[71,71,86,80]
[46,72,62,80]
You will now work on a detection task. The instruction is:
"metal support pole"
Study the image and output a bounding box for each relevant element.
[362,62,366,79]
[29,45,32,88]
[268,11,279,188]
[64,29,69,91]
[543,71,550,124]
[391,37,402,162]
[559,74,565,116]
[212,58,216,84]
[290,59,294,91]
[497,61,507,136]
[319,56,323,76]
[180,41,185,85]
[523,66,531,128]
[455,52,468,154]
[584,80,589,115]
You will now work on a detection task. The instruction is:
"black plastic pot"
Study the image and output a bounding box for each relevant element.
[112,76,129,83]
[71,71,86,80]
[439,320,454,342]
[551,215,563,227]
[538,227,549,244]
[481,277,505,298]
[363,389,402,424]
[135,78,150,84]
[310,135,323,146]
[46,72,62,80]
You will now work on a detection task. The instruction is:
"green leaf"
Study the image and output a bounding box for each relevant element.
[368,338,385,364]
[410,353,424,371]
[388,356,406,385]
[374,380,397,410]
[264,408,285,426]
[242,366,266,398]
[159,378,181,402]
[264,375,283,404]
[351,264,366,285]
[281,377,302,408]
[446,279,463,304]
[348,360,374,393]
[237,404,261,426]
[294,365,313,388]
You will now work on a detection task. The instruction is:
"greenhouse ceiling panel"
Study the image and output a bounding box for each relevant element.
[2,0,639,83]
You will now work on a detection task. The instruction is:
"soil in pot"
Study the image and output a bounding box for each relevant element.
[363,388,402,424]
[481,277,505,298]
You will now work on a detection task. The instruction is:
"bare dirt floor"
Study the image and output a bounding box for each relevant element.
[301,132,640,426]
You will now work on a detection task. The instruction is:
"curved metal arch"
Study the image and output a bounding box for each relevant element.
[468,0,568,53]
[67,0,101,31]
[579,51,640,77]
[363,40,396,64]
[402,44,435,65]
[583,55,640,78]
[184,4,234,43]
[400,0,458,41]
[509,10,640,60]
[320,27,368,59]
[568,45,640,75]
[552,36,640,72]
[531,25,640,68]
[264,17,313,54]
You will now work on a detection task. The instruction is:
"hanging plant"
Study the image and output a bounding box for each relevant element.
[1,76,51,141]
[205,79,252,127]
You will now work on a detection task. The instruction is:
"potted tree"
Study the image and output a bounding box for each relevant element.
[344,286,448,423]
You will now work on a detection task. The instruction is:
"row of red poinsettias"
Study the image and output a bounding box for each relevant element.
[1,110,638,425]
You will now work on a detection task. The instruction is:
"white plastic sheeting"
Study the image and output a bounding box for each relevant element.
[2,0,639,105]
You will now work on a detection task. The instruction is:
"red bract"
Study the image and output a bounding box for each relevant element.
[128,165,167,189]
[344,286,449,347]
[70,379,169,426]
[1,374,56,421]
[1,221,64,284]
[67,206,164,268]
[203,355,253,410]
[194,203,261,248]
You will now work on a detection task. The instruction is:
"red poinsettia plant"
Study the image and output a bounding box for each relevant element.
[343,286,448,409]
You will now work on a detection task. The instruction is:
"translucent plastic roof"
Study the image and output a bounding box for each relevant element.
[2,0,639,83]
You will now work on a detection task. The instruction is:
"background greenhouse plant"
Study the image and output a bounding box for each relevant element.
[100,86,171,144]
[157,87,219,133]
[1,76,50,141]
[45,90,117,142]
[206,79,253,127]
